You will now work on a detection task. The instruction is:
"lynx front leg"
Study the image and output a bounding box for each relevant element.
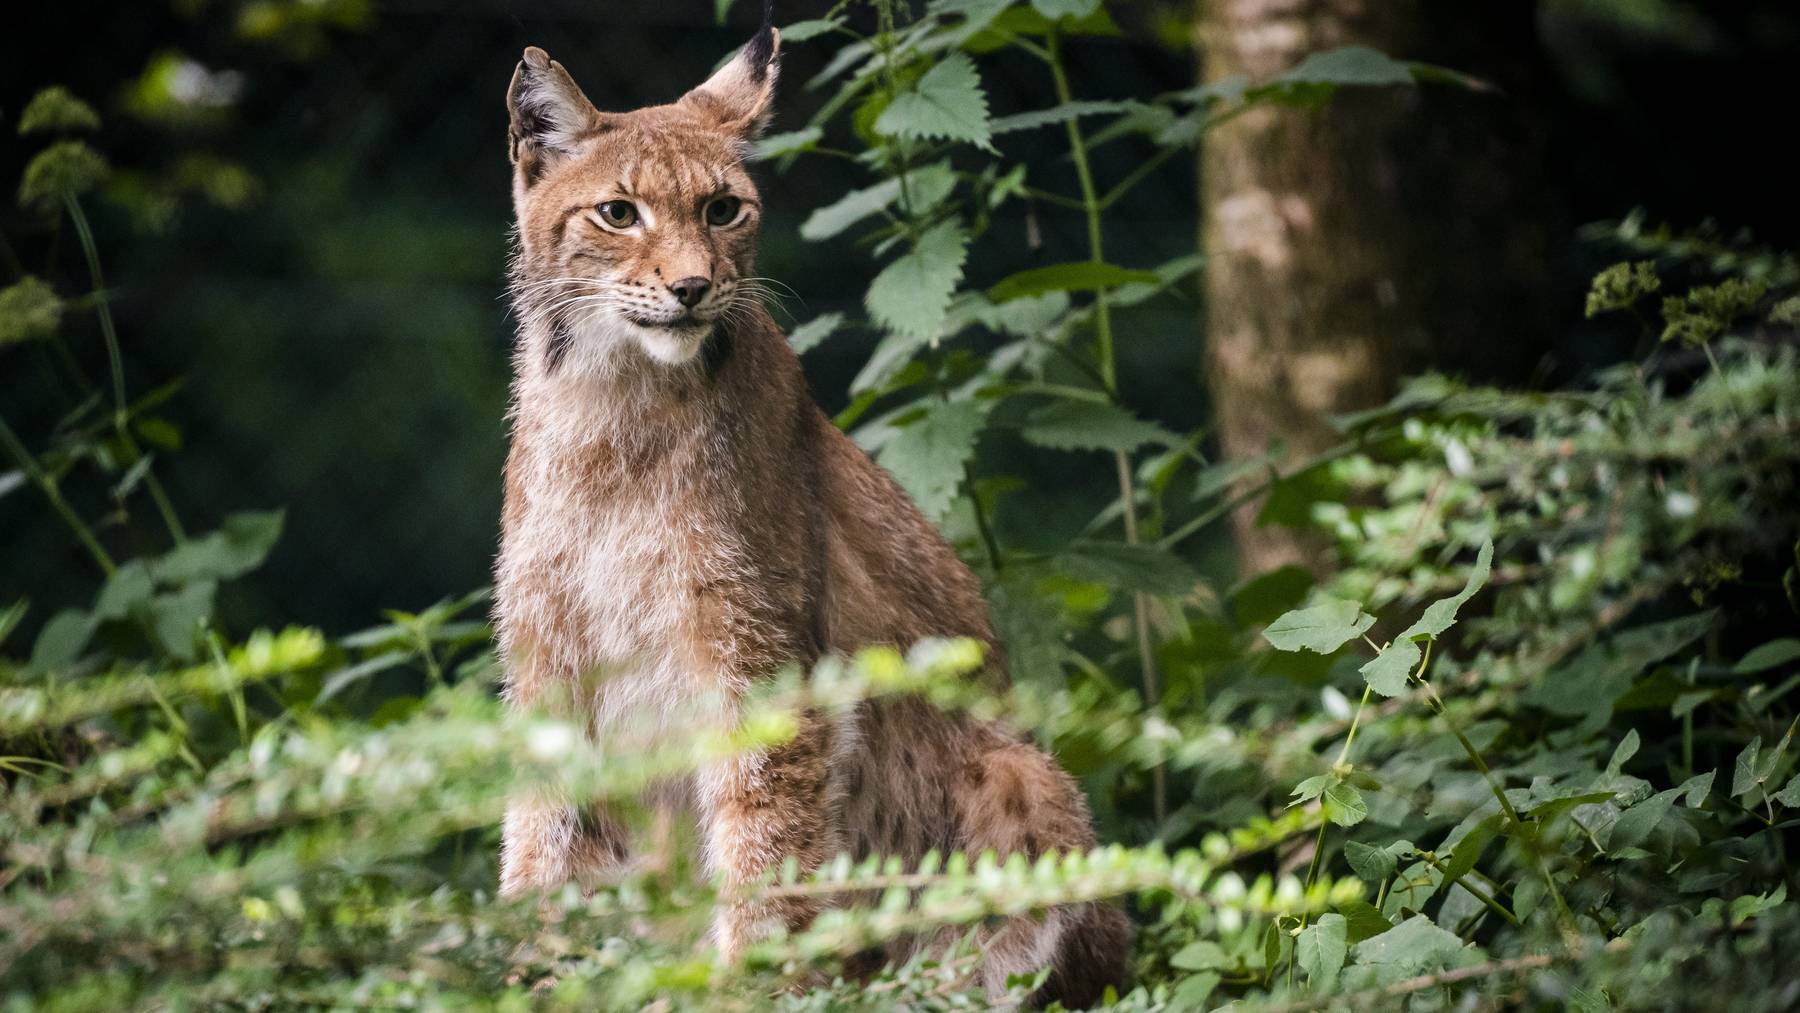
[697,713,840,961]
[499,791,628,898]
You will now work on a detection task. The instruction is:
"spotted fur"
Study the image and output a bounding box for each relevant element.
[494,29,1129,1007]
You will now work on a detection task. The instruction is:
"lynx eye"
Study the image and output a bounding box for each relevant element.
[596,200,639,229]
[705,196,742,227]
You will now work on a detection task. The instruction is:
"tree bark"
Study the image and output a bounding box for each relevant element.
[1196,0,1550,575]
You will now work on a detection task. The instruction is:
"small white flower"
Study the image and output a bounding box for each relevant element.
[1443,437,1475,477]
[1321,686,1353,721]
[1665,491,1699,518]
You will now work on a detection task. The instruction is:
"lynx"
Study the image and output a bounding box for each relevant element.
[493,24,1131,1006]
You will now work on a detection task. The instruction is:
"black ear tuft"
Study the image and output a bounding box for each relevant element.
[744,24,776,83]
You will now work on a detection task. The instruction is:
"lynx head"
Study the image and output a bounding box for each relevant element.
[506,28,779,372]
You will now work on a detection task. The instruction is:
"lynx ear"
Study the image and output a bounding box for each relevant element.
[679,26,780,139]
[507,47,605,179]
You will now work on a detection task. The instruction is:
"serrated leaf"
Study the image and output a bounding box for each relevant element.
[752,127,822,160]
[1400,540,1493,642]
[1607,787,1678,851]
[1296,913,1347,988]
[1359,640,1420,697]
[800,177,903,241]
[875,399,985,521]
[1323,781,1368,827]
[147,581,217,661]
[866,220,968,338]
[94,561,154,621]
[1018,400,1175,453]
[787,312,844,355]
[1275,46,1417,87]
[1735,638,1800,675]
[989,99,1141,135]
[1291,774,1328,802]
[779,18,841,42]
[1337,899,1393,943]
[988,260,1161,303]
[874,53,992,150]
[1169,940,1229,971]
[1350,915,1471,977]
[1262,599,1374,654]
[1056,541,1198,596]
[0,276,63,345]
[1344,840,1410,882]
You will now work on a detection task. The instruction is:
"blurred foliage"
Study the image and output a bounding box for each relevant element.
[4,0,1800,1010]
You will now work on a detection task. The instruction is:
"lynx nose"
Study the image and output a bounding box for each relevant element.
[669,276,711,308]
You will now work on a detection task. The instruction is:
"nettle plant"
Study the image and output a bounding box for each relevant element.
[769,0,1472,825]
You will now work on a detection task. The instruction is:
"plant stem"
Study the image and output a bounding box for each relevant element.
[1048,25,1167,826]
[1416,850,1520,925]
[63,194,186,544]
[0,413,116,576]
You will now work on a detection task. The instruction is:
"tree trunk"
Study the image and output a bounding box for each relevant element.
[1195,0,1550,575]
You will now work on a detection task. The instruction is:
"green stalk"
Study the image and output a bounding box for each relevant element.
[0,413,116,576]
[66,183,186,544]
[1047,26,1166,825]
[1416,850,1520,926]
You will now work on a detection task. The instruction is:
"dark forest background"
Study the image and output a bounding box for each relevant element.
[5,0,1798,635]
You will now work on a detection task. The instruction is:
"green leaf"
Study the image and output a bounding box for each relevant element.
[800,177,903,241]
[1296,913,1347,988]
[0,276,63,345]
[1018,401,1175,453]
[1337,899,1393,943]
[30,608,94,669]
[94,561,154,621]
[1323,781,1368,827]
[866,220,969,338]
[1169,940,1229,971]
[1400,540,1493,642]
[1773,773,1800,808]
[0,599,26,647]
[1679,770,1715,807]
[874,53,992,151]
[1735,638,1800,675]
[1344,839,1411,882]
[779,18,841,43]
[1729,883,1786,926]
[147,581,217,661]
[875,399,985,521]
[1262,600,1375,654]
[1349,915,1472,978]
[1607,729,1641,774]
[17,140,109,213]
[1732,737,1762,798]
[1030,0,1101,19]
[1291,774,1328,802]
[787,312,844,355]
[988,99,1141,135]
[1055,541,1198,597]
[153,510,285,586]
[752,127,822,160]
[18,86,101,134]
[988,260,1161,303]
[1607,787,1678,852]
[1359,640,1420,697]
[1275,46,1416,87]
